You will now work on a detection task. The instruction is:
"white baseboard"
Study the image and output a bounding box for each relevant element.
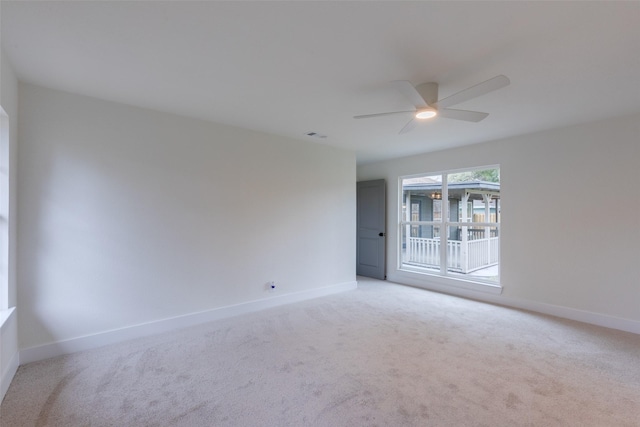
[1,349,19,402]
[20,281,358,365]
[495,295,640,335]
[387,274,640,335]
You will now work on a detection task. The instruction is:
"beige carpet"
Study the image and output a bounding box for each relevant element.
[2,278,639,426]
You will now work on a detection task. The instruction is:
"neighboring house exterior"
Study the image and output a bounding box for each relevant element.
[402,180,500,275]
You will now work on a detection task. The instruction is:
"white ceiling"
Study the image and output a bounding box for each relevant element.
[2,1,640,164]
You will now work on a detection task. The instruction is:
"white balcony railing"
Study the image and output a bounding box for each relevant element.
[406,236,498,273]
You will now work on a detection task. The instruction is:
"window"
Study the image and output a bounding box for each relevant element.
[400,167,500,284]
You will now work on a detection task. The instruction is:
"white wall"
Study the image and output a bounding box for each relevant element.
[358,113,640,332]
[1,46,19,399]
[18,83,356,350]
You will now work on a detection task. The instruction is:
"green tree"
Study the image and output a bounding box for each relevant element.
[448,168,499,183]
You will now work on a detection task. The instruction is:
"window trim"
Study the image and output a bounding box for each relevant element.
[0,107,8,311]
[398,165,501,291]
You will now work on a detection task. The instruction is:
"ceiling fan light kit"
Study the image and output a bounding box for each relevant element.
[415,109,437,119]
[354,75,510,134]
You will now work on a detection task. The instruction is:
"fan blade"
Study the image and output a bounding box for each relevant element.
[391,80,428,108]
[353,110,415,119]
[438,108,489,122]
[399,118,418,134]
[434,75,510,109]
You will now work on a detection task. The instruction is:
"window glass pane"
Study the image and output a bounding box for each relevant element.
[402,175,442,222]
[448,167,500,224]
[400,167,500,285]
[401,225,441,273]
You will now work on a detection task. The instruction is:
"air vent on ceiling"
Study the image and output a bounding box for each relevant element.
[305,132,327,139]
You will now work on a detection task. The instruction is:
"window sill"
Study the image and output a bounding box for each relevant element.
[0,307,15,329]
[393,268,503,295]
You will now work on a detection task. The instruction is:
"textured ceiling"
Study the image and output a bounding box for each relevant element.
[2,1,640,164]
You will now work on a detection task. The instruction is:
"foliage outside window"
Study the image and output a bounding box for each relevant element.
[400,167,500,284]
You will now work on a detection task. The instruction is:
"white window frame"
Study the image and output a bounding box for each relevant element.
[398,165,501,292]
[0,108,8,311]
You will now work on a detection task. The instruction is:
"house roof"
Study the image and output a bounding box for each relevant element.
[3,2,640,164]
[404,181,500,200]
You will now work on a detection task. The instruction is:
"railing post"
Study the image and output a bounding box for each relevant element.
[405,192,412,263]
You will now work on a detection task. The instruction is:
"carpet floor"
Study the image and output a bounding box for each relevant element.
[2,278,639,426]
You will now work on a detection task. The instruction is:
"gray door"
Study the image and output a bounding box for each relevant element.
[356,179,386,279]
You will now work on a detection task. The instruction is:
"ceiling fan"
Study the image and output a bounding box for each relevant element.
[354,75,510,134]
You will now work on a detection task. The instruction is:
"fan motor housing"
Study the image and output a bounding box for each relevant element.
[415,82,438,106]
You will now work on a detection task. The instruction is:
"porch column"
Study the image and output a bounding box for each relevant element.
[405,191,412,263]
[483,193,491,264]
[460,192,469,273]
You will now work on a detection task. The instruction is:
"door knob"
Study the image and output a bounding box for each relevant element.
[379,232,385,237]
